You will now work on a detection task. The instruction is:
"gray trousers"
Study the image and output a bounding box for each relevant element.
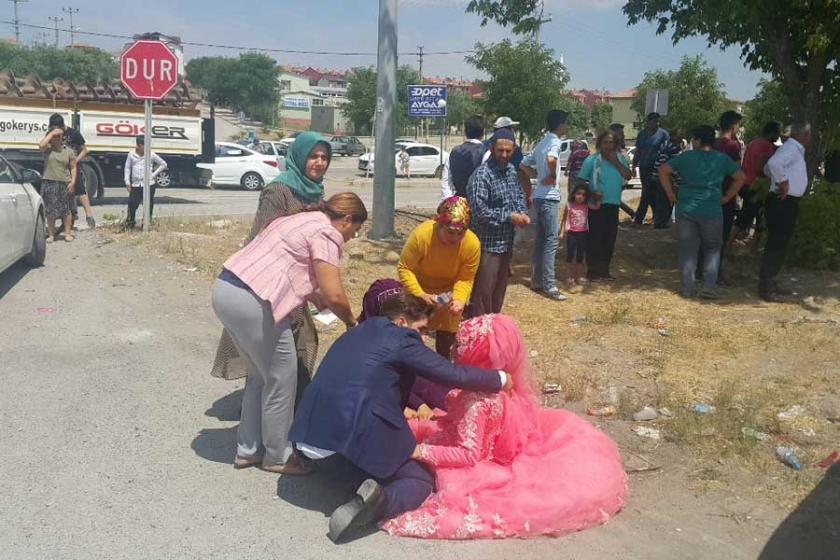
[211,279,296,465]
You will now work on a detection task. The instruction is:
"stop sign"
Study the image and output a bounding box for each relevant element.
[120,40,179,100]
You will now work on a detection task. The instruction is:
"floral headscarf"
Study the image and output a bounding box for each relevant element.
[436,196,471,232]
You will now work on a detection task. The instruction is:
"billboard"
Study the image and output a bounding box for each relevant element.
[408,85,448,118]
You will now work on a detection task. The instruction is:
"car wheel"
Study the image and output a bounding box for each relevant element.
[434,164,444,179]
[25,212,46,267]
[81,165,101,200]
[156,170,172,188]
[241,171,264,191]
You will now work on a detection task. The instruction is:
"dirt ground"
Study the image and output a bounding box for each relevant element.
[1,210,838,559]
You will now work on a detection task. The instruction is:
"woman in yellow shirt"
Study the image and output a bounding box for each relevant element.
[398,196,480,358]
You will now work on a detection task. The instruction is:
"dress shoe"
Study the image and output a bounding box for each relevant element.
[328,479,385,543]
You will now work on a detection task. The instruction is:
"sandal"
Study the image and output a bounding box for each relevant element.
[46,236,55,243]
[65,235,75,242]
[260,455,314,476]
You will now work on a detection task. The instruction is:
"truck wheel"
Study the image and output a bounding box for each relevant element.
[156,170,172,188]
[241,172,264,191]
[25,212,46,267]
[81,165,101,200]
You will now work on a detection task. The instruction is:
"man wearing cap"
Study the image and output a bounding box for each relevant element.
[467,129,530,316]
[483,116,532,202]
[124,135,168,229]
[632,113,670,225]
[520,109,569,300]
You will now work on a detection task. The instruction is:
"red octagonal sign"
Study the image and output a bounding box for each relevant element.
[120,40,179,100]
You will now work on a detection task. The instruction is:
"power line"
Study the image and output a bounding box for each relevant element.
[1,20,475,57]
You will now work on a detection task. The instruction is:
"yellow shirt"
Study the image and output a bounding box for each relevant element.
[398,219,481,332]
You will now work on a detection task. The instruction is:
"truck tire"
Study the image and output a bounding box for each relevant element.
[81,165,101,200]
[241,172,264,191]
[156,170,172,188]
[25,212,46,267]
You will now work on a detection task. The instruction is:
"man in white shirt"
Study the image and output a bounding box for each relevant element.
[759,122,811,302]
[124,135,167,229]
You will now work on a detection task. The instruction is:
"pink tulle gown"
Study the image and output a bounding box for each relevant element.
[382,314,628,539]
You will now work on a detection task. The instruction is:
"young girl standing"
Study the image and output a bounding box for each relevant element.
[560,184,601,286]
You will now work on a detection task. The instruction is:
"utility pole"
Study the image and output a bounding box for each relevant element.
[417,45,424,140]
[534,0,552,44]
[9,0,29,44]
[371,0,397,239]
[48,16,63,48]
[62,7,79,46]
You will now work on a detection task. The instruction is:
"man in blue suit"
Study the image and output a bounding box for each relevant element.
[289,294,510,542]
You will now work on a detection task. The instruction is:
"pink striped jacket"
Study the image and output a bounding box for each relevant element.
[223,211,344,323]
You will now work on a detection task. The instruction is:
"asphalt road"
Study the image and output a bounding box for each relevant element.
[88,156,641,223]
[0,230,780,560]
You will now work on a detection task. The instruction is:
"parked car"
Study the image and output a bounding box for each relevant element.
[0,155,45,274]
[255,141,287,169]
[358,142,448,177]
[197,142,282,191]
[329,136,366,157]
[279,131,302,147]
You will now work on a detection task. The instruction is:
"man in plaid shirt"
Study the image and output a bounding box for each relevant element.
[466,129,530,316]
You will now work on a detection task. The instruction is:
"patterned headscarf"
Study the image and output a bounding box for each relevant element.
[357,278,404,323]
[436,196,471,232]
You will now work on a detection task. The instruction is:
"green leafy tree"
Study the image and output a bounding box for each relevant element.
[556,96,589,139]
[445,90,480,133]
[186,53,278,124]
[622,0,840,170]
[466,0,544,35]
[467,39,569,142]
[345,67,377,135]
[0,43,118,82]
[632,55,728,137]
[590,102,614,133]
[344,65,421,135]
[743,79,792,141]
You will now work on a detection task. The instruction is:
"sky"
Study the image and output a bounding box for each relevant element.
[7,0,765,101]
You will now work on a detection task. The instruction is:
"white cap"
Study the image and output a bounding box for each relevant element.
[492,116,520,129]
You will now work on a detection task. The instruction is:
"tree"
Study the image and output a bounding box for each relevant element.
[445,90,480,133]
[590,102,613,133]
[0,43,118,82]
[466,0,543,35]
[743,79,792,141]
[557,96,589,138]
[186,53,279,124]
[631,55,728,137]
[467,39,569,142]
[344,65,421,135]
[623,0,840,170]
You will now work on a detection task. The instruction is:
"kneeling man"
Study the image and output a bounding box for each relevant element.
[289,295,510,542]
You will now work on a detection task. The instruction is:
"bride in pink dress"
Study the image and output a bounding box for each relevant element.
[382,314,628,539]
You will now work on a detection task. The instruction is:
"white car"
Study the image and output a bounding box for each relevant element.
[254,141,287,170]
[198,142,282,191]
[358,142,448,177]
[0,155,45,275]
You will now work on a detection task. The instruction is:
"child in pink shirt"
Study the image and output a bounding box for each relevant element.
[560,184,601,286]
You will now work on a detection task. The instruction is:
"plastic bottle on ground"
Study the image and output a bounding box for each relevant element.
[776,446,802,471]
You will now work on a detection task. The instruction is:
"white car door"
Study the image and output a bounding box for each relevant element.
[214,145,250,184]
[0,160,32,269]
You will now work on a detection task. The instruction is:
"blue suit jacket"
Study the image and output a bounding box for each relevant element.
[289,317,503,478]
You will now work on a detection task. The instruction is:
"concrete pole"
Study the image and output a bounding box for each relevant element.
[371,0,397,239]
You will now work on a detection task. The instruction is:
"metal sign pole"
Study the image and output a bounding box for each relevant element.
[143,99,153,232]
[440,117,444,167]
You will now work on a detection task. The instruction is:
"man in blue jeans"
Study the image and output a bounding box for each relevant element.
[659,125,745,298]
[520,110,569,300]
